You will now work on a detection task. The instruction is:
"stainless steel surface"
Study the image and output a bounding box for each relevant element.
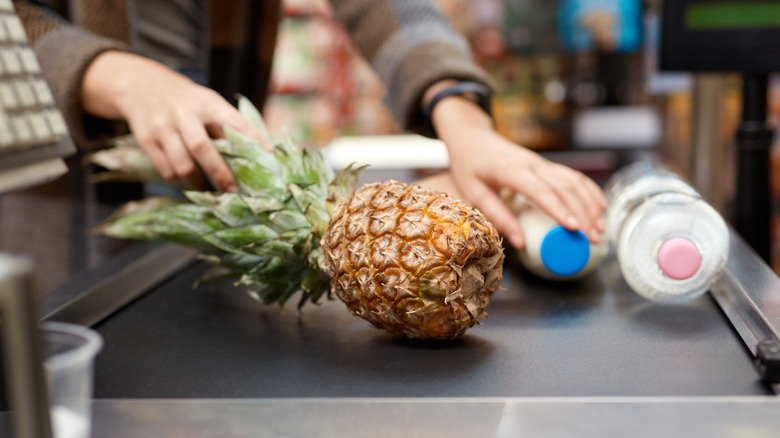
[89,397,780,438]
[711,229,780,383]
[0,254,53,438]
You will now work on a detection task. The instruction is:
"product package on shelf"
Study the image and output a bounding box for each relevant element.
[282,0,331,17]
[265,3,353,148]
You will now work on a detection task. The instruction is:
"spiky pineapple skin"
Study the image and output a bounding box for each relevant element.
[321,180,505,340]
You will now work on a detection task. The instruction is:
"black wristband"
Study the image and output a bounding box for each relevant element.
[423,81,493,136]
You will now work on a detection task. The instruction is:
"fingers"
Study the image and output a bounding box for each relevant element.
[441,124,607,248]
[128,99,261,192]
[133,119,235,192]
[465,182,527,249]
[512,170,581,230]
[495,160,606,244]
[576,173,607,232]
[542,165,605,242]
[200,93,274,152]
[177,114,238,192]
[135,135,174,181]
[112,67,268,191]
[157,130,208,190]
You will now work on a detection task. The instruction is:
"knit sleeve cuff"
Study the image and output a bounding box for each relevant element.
[34,26,131,150]
[382,42,497,138]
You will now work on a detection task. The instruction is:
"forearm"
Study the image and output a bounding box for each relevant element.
[80,51,185,120]
[424,79,494,143]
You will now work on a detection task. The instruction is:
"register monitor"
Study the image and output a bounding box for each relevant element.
[660,0,780,72]
[658,1,780,263]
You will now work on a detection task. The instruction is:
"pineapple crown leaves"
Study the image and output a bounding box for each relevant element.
[96,96,362,309]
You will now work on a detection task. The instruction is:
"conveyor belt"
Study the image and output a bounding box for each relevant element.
[89,248,771,399]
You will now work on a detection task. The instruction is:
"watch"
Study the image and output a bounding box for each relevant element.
[422,81,493,136]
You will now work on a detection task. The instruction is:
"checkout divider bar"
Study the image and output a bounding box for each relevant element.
[41,243,198,326]
[710,230,780,388]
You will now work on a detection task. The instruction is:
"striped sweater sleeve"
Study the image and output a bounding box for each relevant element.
[13,1,131,149]
[332,0,496,137]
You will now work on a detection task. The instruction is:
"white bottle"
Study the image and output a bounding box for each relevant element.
[507,194,608,280]
[605,161,729,303]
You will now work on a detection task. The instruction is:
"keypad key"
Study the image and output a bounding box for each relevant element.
[11,114,32,144]
[4,15,27,43]
[27,111,52,141]
[18,47,40,73]
[0,109,13,147]
[0,0,14,13]
[1,47,21,74]
[45,109,68,137]
[14,79,35,107]
[0,82,18,109]
[31,79,55,105]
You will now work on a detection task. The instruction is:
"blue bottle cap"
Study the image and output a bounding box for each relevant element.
[540,226,591,276]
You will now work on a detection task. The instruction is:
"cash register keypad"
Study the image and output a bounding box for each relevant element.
[0,0,69,156]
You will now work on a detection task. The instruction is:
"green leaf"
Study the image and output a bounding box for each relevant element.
[239,256,306,306]
[288,183,329,232]
[95,201,221,249]
[221,127,286,199]
[268,207,310,232]
[184,191,256,227]
[327,163,366,213]
[83,139,163,183]
[237,94,274,148]
[275,135,306,185]
[203,224,279,254]
[301,148,334,190]
[274,136,334,193]
[253,239,296,258]
[239,194,286,215]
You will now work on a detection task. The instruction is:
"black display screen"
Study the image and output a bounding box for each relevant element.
[687,2,780,29]
[660,0,780,72]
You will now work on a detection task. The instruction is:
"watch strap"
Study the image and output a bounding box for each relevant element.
[423,81,493,136]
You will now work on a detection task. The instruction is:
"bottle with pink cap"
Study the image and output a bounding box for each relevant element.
[605,161,729,303]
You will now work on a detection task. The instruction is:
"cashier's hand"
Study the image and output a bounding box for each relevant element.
[80,51,270,191]
[427,83,607,250]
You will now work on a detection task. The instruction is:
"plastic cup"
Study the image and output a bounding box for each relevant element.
[41,322,103,438]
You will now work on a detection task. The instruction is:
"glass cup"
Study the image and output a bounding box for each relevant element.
[41,321,103,438]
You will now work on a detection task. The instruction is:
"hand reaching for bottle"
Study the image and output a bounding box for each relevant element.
[429,93,607,250]
[80,50,270,191]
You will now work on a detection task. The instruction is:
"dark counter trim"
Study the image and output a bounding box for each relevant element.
[40,243,198,326]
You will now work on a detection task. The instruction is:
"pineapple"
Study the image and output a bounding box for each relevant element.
[96,97,504,340]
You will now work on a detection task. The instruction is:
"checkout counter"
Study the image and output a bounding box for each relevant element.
[8,151,772,437]
[2,0,780,436]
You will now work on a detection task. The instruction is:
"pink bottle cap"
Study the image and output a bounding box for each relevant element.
[658,237,701,280]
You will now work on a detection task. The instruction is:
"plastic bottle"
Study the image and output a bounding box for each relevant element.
[605,161,729,303]
[507,194,608,280]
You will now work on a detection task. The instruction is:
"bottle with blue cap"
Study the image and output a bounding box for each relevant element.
[605,161,729,303]
[507,194,608,280]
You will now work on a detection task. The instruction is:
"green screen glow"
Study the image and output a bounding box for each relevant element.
[687,2,780,29]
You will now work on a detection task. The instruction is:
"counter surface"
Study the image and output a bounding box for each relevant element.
[91,248,770,399]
